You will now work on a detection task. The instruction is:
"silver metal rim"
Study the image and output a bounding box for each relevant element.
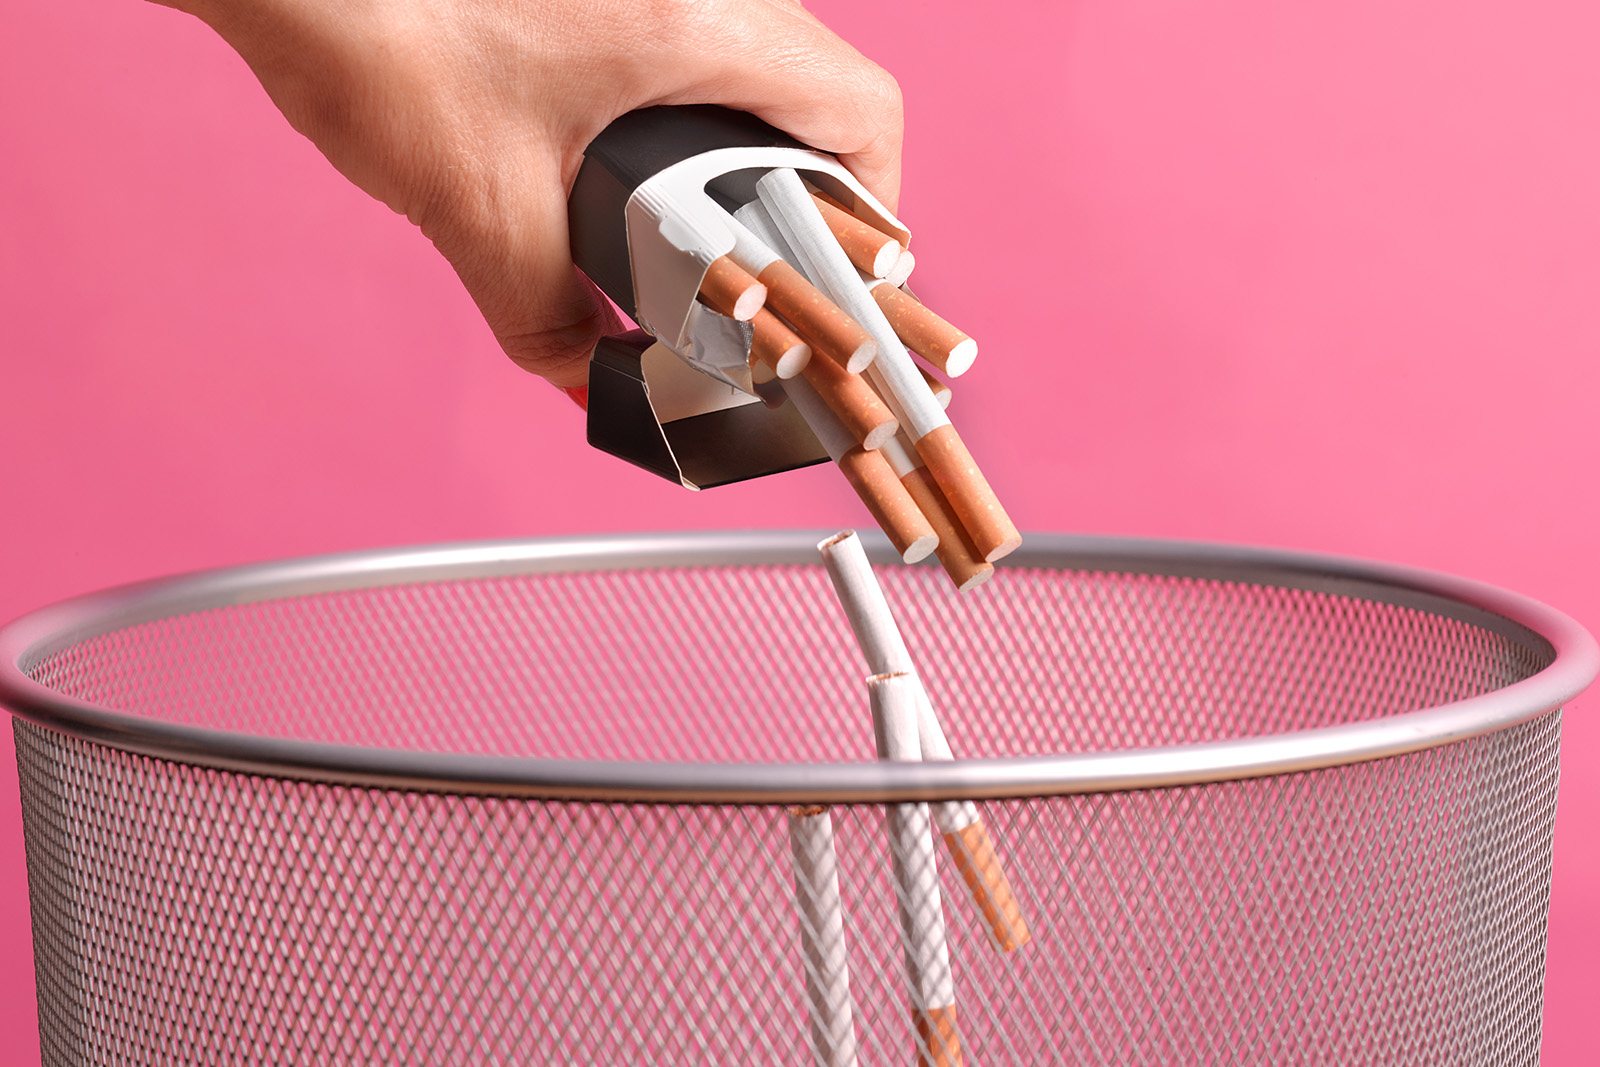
[1,531,1594,803]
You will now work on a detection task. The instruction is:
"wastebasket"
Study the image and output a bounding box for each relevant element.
[2,532,1594,1065]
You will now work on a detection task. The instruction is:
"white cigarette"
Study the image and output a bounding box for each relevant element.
[759,169,1017,562]
[818,529,976,822]
[787,805,861,1067]
[819,532,1027,952]
[868,672,964,1067]
[755,169,949,442]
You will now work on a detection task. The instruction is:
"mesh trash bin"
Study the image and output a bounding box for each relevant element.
[2,531,1595,1066]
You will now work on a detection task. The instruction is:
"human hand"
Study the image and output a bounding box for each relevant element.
[156,0,904,389]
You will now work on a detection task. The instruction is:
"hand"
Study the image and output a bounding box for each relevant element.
[157,0,905,389]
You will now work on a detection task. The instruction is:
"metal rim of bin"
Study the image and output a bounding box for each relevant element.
[0,530,1594,804]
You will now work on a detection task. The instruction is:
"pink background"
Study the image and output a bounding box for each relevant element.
[3,1,1597,1061]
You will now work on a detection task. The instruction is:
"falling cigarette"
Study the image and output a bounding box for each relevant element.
[868,672,964,1067]
[810,193,903,279]
[801,344,898,451]
[756,169,1020,563]
[819,531,1027,949]
[787,805,862,1067]
[787,380,937,564]
[697,255,767,321]
[880,435,994,594]
[726,209,877,373]
[870,285,978,378]
[751,307,813,379]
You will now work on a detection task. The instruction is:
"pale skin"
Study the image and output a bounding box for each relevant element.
[150,0,905,390]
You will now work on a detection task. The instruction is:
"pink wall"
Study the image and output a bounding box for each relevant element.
[3,1,1597,1061]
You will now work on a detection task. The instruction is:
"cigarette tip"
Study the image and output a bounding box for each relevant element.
[984,535,1024,564]
[886,248,916,288]
[902,531,939,564]
[733,283,767,322]
[954,566,995,593]
[871,241,902,279]
[861,418,900,453]
[775,342,811,379]
[944,338,979,378]
[818,530,857,552]
[845,339,878,375]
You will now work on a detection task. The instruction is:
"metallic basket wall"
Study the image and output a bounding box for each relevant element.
[2,533,1594,1066]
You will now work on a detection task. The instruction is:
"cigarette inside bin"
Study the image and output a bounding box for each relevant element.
[868,672,966,1067]
[787,806,862,1067]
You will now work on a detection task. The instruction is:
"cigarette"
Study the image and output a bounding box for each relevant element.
[755,169,949,441]
[801,344,898,451]
[787,379,937,564]
[750,307,813,379]
[870,285,978,378]
[885,247,916,288]
[868,672,965,1067]
[727,207,877,373]
[757,170,1020,561]
[787,806,862,1067]
[940,820,1029,954]
[697,255,767,321]
[819,531,1027,952]
[838,448,938,564]
[880,435,994,593]
[912,425,1022,564]
[810,193,903,279]
[855,277,962,395]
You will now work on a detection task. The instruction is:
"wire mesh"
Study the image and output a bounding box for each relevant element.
[11,559,1565,1065]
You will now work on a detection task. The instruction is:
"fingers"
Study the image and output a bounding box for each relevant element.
[423,153,621,389]
[647,4,906,212]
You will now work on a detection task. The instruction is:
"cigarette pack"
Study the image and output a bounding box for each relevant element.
[567,105,911,489]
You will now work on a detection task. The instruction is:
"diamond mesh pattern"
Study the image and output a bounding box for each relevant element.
[12,561,1563,1064]
[24,566,1546,761]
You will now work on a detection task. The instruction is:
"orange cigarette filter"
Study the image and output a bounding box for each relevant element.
[802,347,898,451]
[758,259,876,372]
[698,256,766,321]
[914,1005,964,1067]
[748,308,811,379]
[919,366,953,410]
[898,464,992,592]
[837,446,938,563]
[810,193,903,279]
[872,284,978,377]
[943,822,1030,952]
[915,425,1022,563]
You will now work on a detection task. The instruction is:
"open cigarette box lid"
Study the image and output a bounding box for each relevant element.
[567,105,911,489]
